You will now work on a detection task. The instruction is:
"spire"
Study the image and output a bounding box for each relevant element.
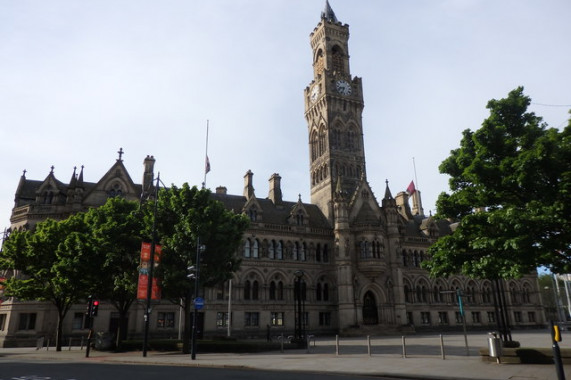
[69,167,77,188]
[383,179,393,200]
[77,165,84,186]
[321,0,338,23]
[14,170,27,206]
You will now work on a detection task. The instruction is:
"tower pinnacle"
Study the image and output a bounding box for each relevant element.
[321,0,338,23]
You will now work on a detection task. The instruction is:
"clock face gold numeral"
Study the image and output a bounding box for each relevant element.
[336,80,352,95]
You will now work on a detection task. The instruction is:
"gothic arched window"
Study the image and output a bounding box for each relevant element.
[244,280,251,300]
[318,127,326,156]
[323,244,329,262]
[311,131,319,161]
[331,45,344,74]
[269,281,276,300]
[252,239,259,258]
[252,280,259,300]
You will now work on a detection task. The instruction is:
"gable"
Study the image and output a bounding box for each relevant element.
[82,161,140,206]
[349,182,381,225]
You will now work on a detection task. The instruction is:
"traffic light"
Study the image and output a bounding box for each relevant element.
[91,300,99,317]
[85,296,93,316]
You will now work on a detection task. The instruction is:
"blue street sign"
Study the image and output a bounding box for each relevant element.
[194,297,204,310]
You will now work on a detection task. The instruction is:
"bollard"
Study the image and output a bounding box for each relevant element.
[402,336,407,358]
[440,334,445,360]
[69,337,73,351]
[367,335,371,356]
[336,335,340,356]
[46,339,50,351]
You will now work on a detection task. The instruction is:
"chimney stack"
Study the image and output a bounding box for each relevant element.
[268,173,282,205]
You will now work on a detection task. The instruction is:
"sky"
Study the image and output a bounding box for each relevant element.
[1,0,570,232]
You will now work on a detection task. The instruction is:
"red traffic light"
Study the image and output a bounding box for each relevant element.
[91,300,100,316]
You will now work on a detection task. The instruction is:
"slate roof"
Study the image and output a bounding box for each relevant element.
[211,193,331,230]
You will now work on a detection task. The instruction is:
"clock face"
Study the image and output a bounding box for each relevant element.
[336,80,352,95]
[311,85,320,102]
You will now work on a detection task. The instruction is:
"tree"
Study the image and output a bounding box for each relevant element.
[0,216,96,351]
[83,197,145,347]
[151,184,249,354]
[424,87,571,280]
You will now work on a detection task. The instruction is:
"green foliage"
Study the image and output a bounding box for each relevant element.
[153,183,249,300]
[1,217,95,305]
[0,196,146,349]
[0,215,96,351]
[424,87,571,279]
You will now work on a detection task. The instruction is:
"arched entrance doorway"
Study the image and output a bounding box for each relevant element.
[362,291,379,325]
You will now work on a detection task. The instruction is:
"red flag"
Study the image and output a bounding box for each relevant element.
[205,155,211,174]
[407,180,416,194]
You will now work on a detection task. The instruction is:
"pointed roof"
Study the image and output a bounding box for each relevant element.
[77,165,84,187]
[384,180,393,200]
[321,0,338,23]
[69,166,77,188]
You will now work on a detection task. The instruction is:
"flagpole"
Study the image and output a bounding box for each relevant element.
[412,157,419,190]
[203,120,209,189]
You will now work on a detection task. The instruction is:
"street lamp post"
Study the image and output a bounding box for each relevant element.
[191,240,205,360]
[143,174,160,357]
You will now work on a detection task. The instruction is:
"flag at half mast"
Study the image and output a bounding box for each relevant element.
[407,180,416,195]
[205,155,211,174]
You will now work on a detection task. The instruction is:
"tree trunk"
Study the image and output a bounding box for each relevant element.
[114,300,132,349]
[56,312,64,351]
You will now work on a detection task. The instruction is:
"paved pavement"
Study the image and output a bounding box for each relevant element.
[0,331,569,380]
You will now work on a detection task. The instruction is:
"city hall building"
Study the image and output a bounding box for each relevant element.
[0,3,544,347]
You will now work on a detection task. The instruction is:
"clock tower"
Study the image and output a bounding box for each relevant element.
[304,1,366,222]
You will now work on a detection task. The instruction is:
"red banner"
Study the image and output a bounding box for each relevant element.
[137,242,162,300]
[137,274,161,300]
[140,242,162,262]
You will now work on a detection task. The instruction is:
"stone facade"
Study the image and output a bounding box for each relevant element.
[0,3,545,347]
